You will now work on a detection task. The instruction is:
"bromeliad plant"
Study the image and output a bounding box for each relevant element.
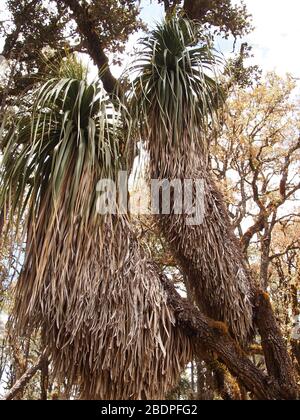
[130,18,254,345]
[0,60,191,399]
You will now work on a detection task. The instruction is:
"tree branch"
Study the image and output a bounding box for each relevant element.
[2,353,47,401]
[254,291,298,399]
[61,0,118,94]
[183,0,212,20]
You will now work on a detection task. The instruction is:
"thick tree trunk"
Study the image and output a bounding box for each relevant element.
[153,164,255,346]
[291,340,300,375]
[161,275,297,400]
[208,359,241,400]
[183,0,212,20]
[13,0,297,400]
[157,176,298,396]
[196,360,214,400]
[40,358,49,400]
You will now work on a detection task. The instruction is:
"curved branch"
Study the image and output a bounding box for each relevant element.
[161,275,298,400]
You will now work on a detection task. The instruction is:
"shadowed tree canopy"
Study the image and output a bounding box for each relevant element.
[1,0,299,402]
[0,0,252,100]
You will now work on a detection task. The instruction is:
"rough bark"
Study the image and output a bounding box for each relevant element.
[0,210,4,238]
[208,359,241,400]
[183,0,212,20]
[1,0,297,400]
[196,360,214,400]
[254,291,299,399]
[3,354,45,400]
[2,267,298,400]
[40,357,49,400]
[153,167,255,346]
[151,152,297,395]
[241,213,266,254]
[161,275,297,400]
[62,0,117,94]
